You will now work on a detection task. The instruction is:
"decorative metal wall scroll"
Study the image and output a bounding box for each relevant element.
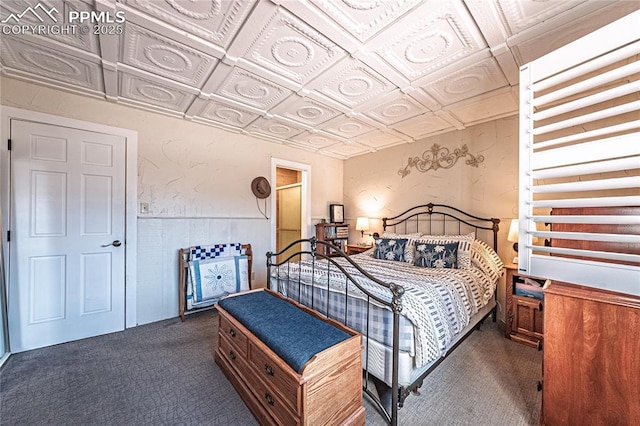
[398,144,485,177]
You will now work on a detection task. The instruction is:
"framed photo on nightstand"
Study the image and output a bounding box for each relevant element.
[329,204,344,223]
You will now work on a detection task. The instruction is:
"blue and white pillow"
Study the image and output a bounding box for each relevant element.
[416,233,474,268]
[379,232,423,263]
[414,242,459,269]
[372,238,408,262]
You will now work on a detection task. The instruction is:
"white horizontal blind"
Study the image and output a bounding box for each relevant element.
[519,11,640,296]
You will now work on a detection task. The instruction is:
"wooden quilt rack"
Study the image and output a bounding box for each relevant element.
[178,243,253,321]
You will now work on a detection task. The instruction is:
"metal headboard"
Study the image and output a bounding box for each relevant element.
[382,203,500,250]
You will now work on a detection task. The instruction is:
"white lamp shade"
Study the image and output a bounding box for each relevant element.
[507,219,519,243]
[355,217,370,232]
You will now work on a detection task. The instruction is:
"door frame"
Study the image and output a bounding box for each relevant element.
[0,107,138,351]
[270,158,311,257]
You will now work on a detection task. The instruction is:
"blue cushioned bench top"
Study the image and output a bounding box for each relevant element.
[218,291,351,373]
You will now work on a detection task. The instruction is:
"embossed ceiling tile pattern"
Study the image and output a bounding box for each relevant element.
[421,57,508,106]
[58,2,100,53]
[1,0,635,158]
[308,56,395,108]
[121,0,256,48]
[307,0,423,43]
[289,131,343,150]
[362,91,430,125]
[122,23,217,87]
[195,98,260,128]
[508,2,640,65]
[445,87,518,125]
[0,36,103,90]
[119,72,196,112]
[271,94,342,127]
[227,1,347,87]
[323,142,371,157]
[370,0,487,82]
[213,66,294,111]
[493,0,585,34]
[356,130,409,150]
[0,0,101,55]
[320,115,377,139]
[393,113,455,139]
[246,116,306,140]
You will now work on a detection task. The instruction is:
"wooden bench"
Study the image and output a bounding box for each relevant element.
[215,289,365,425]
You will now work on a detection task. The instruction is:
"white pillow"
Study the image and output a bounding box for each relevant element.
[470,239,504,282]
[381,232,422,263]
[416,233,475,269]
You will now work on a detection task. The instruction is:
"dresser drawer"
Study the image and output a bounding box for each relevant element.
[219,313,248,358]
[249,341,300,413]
[218,333,250,377]
[243,365,300,426]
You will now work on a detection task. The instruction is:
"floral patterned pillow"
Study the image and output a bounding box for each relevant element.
[372,238,408,262]
[416,233,474,269]
[381,232,423,263]
[414,242,459,269]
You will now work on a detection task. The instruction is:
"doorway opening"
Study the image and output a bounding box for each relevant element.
[270,159,311,267]
[276,168,302,261]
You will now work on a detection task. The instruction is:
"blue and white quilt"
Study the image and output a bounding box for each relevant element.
[190,256,249,304]
[186,243,247,309]
[190,243,243,261]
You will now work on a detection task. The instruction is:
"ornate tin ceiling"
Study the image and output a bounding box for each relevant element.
[1,0,637,158]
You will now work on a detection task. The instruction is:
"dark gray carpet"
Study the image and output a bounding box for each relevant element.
[0,311,541,425]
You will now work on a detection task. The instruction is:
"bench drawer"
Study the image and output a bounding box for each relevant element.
[219,313,248,358]
[218,333,249,376]
[249,341,300,413]
[243,364,300,426]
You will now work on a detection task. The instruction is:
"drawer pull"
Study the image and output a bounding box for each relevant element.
[264,364,274,376]
[264,392,275,406]
[229,328,236,338]
[229,351,236,360]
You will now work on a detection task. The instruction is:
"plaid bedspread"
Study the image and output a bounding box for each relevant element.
[270,253,497,368]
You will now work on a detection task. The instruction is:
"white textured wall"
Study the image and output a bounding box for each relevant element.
[1,77,343,325]
[344,117,519,320]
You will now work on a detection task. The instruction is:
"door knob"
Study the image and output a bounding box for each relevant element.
[101,240,122,247]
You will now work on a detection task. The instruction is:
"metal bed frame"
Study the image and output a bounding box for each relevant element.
[266,203,500,425]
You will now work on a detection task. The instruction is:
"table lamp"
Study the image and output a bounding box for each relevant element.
[507,219,519,264]
[355,217,370,236]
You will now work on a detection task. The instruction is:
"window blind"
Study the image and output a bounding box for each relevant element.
[518,11,640,296]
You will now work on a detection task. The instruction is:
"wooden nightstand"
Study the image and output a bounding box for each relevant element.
[504,263,548,349]
[346,244,372,255]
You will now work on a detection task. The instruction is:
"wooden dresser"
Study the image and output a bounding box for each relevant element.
[542,282,640,425]
[215,290,365,425]
[541,206,640,425]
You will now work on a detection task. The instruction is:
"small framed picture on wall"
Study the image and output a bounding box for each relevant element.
[329,204,344,223]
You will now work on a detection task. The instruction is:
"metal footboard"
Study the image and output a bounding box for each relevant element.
[267,237,404,425]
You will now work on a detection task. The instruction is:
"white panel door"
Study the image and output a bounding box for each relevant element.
[8,120,126,352]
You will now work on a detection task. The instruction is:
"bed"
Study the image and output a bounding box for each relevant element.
[266,203,503,425]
